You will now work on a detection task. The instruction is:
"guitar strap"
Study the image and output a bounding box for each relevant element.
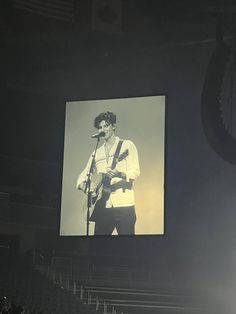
[89,140,124,222]
[111,140,124,169]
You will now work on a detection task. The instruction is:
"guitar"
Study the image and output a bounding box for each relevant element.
[89,148,129,221]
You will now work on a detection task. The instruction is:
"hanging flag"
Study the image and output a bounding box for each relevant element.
[12,0,75,23]
[91,0,122,33]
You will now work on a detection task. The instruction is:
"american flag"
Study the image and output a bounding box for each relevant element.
[12,0,75,23]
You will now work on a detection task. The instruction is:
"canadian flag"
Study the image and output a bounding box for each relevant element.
[91,0,123,33]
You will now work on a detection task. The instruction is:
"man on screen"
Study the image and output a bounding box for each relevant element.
[76,111,140,235]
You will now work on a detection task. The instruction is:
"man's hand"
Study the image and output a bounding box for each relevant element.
[106,168,119,179]
[77,182,86,191]
[78,182,97,196]
[106,168,126,180]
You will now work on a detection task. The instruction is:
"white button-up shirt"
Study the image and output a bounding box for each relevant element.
[77,136,140,208]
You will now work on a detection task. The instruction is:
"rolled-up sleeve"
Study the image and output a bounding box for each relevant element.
[122,140,140,182]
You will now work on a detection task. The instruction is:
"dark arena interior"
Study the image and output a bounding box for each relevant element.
[1,0,236,313]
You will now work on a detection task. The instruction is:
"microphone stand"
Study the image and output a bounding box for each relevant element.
[84,137,100,236]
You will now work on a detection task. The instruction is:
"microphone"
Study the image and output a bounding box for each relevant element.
[91,131,105,139]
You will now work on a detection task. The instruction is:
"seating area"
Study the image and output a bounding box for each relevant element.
[35,250,202,314]
[41,251,164,290]
[0,246,208,314]
[82,285,200,314]
[0,254,97,314]
[0,245,210,314]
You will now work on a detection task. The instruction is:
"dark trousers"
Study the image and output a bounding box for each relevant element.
[94,206,136,235]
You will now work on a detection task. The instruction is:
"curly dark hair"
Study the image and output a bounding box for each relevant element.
[94,111,116,129]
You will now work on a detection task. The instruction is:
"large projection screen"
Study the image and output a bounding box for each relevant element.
[60,96,165,236]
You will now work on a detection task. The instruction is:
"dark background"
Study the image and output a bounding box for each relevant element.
[1,0,236,312]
